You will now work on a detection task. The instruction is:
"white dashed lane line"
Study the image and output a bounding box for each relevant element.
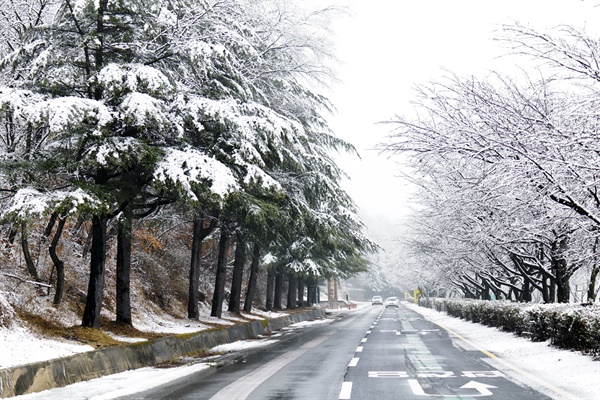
[339,311,388,399]
[339,382,352,399]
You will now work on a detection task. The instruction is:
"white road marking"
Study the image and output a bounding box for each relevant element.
[461,381,497,396]
[361,338,368,343]
[409,379,497,397]
[349,357,359,367]
[368,370,503,379]
[408,379,426,395]
[368,371,410,378]
[462,371,505,378]
[356,346,363,352]
[339,382,352,399]
[417,371,455,378]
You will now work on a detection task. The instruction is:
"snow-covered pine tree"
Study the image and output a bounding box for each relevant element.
[0,0,242,327]
[174,0,376,316]
[0,0,375,324]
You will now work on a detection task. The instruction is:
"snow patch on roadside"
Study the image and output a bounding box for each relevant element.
[0,324,94,369]
[211,338,275,353]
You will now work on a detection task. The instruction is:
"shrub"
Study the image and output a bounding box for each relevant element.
[418,298,600,357]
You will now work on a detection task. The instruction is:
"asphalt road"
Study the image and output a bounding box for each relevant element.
[127,303,552,400]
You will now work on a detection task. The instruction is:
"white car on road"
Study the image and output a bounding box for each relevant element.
[385,296,399,308]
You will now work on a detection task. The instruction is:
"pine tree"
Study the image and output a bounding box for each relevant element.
[0,0,375,324]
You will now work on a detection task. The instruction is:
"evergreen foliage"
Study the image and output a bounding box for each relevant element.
[0,0,375,325]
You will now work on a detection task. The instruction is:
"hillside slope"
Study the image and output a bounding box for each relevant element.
[0,220,276,368]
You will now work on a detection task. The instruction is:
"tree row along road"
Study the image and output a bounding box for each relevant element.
[125,304,563,400]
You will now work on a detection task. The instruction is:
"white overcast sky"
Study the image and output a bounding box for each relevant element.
[327,0,600,233]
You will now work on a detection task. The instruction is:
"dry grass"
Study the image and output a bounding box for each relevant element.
[17,309,122,348]
[16,310,168,348]
[100,319,169,340]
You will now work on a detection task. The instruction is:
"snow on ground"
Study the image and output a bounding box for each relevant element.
[0,308,291,369]
[14,363,213,400]
[0,324,94,368]
[7,301,600,400]
[283,316,335,329]
[211,337,275,353]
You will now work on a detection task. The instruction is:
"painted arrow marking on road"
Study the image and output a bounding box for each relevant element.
[408,379,497,397]
[461,381,497,396]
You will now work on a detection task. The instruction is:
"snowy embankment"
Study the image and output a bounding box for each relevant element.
[0,305,280,369]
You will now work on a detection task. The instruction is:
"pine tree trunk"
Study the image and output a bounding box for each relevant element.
[306,281,314,306]
[20,223,39,281]
[116,209,132,325]
[188,217,217,319]
[265,266,275,311]
[210,229,229,318]
[8,225,17,244]
[82,216,107,328]
[49,215,67,305]
[228,232,246,313]
[274,266,283,309]
[297,277,304,307]
[44,212,58,237]
[244,243,260,313]
[287,273,297,309]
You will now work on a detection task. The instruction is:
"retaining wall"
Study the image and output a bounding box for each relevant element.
[0,308,325,398]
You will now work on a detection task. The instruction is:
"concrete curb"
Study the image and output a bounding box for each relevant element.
[0,308,326,398]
